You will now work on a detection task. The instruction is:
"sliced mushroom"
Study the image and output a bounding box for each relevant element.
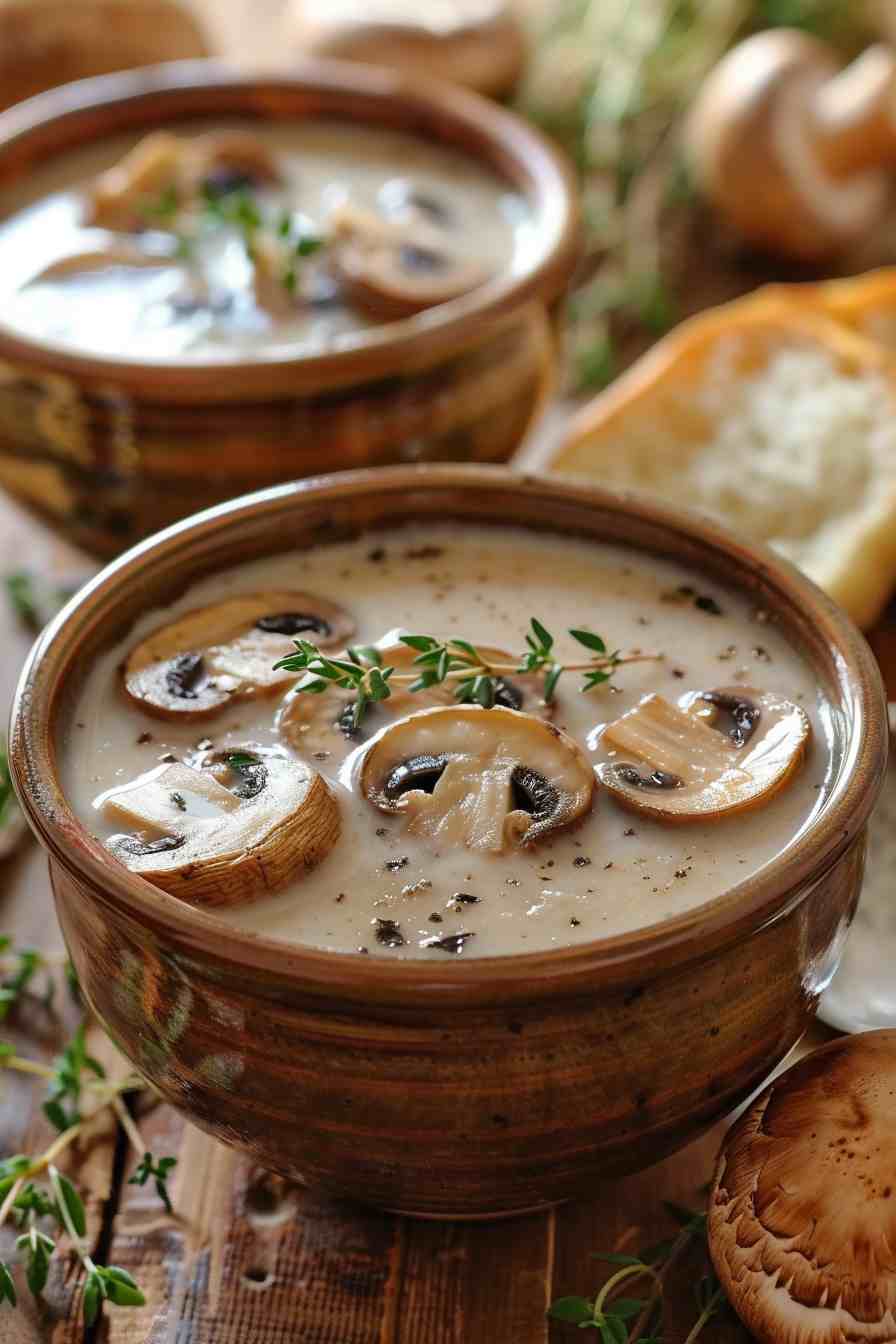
[597,686,810,822]
[85,131,186,231]
[328,204,488,321]
[86,130,282,232]
[185,132,282,199]
[360,705,594,852]
[708,1029,896,1344]
[279,642,551,765]
[123,591,354,722]
[27,245,182,285]
[97,749,339,906]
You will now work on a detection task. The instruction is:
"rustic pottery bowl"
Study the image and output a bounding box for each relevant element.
[0,63,577,557]
[9,466,887,1218]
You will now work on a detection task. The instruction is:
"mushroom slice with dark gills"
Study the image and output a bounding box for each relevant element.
[328,205,488,321]
[97,749,339,907]
[279,642,552,766]
[360,706,594,852]
[123,591,354,722]
[597,686,810,823]
[185,131,282,198]
[86,130,281,232]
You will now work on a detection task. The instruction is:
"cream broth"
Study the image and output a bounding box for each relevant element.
[60,526,832,958]
[0,123,534,362]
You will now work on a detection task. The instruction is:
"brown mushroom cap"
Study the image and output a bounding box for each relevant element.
[709,1029,896,1344]
[328,204,488,321]
[597,686,810,823]
[86,129,282,232]
[123,591,354,722]
[360,705,594,851]
[279,641,552,765]
[98,748,339,906]
[686,31,895,260]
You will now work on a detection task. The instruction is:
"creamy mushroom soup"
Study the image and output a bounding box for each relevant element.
[60,526,833,958]
[0,123,536,361]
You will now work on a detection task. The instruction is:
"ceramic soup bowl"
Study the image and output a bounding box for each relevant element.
[9,467,886,1217]
[0,64,577,556]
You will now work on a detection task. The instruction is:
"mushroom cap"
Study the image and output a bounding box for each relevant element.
[686,30,889,260]
[597,686,810,822]
[709,1029,896,1344]
[359,704,595,851]
[123,590,354,721]
[328,205,488,321]
[278,640,552,765]
[97,748,340,906]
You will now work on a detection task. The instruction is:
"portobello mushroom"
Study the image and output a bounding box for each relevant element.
[123,591,354,722]
[279,641,551,764]
[328,204,488,321]
[360,705,594,852]
[98,749,339,906]
[597,686,811,822]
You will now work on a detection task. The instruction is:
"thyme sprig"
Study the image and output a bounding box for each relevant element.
[274,620,659,731]
[548,1201,727,1343]
[140,183,325,292]
[0,1027,177,1323]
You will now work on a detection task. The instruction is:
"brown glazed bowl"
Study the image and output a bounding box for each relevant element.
[9,467,887,1218]
[0,63,577,557]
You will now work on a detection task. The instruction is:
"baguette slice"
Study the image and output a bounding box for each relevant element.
[548,292,896,629]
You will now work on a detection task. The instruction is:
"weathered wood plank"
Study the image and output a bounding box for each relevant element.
[100,1098,404,1344]
[395,1211,553,1344]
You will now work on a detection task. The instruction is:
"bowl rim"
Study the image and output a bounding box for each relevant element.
[0,59,580,400]
[9,465,887,1005]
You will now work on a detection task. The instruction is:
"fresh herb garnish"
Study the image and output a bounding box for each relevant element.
[0,1007,177,1323]
[141,183,326,294]
[274,621,660,730]
[129,1152,177,1214]
[548,1201,726,1342]
[4,570,81,635]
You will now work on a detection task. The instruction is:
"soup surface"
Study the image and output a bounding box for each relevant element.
[0,122,534,361]
[61,525,833,958]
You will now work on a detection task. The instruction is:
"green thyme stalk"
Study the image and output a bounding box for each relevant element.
[548,1202,727,1342]
[139,184,326,292]
[274,619,660,731]
[0,999,177,1322]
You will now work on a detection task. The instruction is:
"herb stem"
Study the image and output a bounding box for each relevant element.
[593,1259,661,1316]
[30,1122,85,1178]
[2,1057,54,1080]
[628,1218,705,1341]
[48,1165,92,1266]
[683,1285,726,1344]
[110,1096,146,1159]
[0,1177,23,1230]
[371,652,660,686]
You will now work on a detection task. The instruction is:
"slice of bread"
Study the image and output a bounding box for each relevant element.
[548,292,896,629]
